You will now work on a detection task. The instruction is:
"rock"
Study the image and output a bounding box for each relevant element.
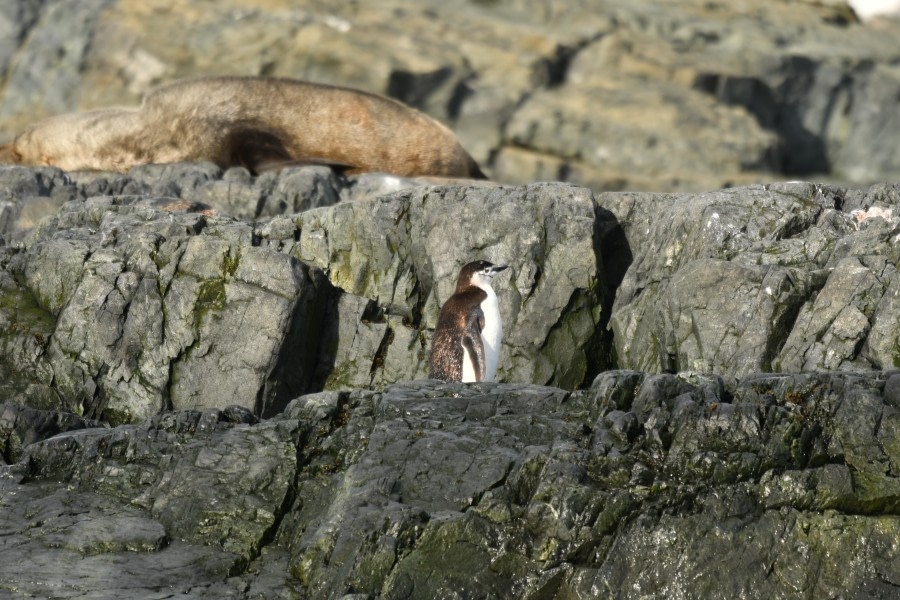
[0,165,78,241]
[0,0,110,132]
[0,162,447,239]
[2,192,336,423]
[0,1,897,596]
[1,170,898,422]
[0,404,296,597]
[0,174,613,422]
[605,181,900,376]
[777,257,884,371]
[282,182,609,389]
[0,402,103,464]
[0,480,241,599]
[1,373,896,597]
[2,2,900,191]
[494,74,777,192]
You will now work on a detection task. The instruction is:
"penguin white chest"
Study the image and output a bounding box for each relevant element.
[479,286,502,382]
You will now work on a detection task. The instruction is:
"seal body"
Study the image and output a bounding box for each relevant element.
[429,260,508,383]
[1,76,486,178]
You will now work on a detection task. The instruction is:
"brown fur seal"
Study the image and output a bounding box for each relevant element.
[0,76,486,178]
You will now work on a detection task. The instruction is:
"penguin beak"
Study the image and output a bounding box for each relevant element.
[491,264,509,275]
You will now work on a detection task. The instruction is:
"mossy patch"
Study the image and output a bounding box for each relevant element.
[0,285,56,342]
[193,278,227,331]
[0,283,58,410]
[383,516,533,598]
[223,249,240,278]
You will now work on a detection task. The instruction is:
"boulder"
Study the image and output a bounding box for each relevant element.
[282,182,608,389]
[1,168,898,422]
[604,182,900,377]
[0,402,103,464]
[1,372,896,597]
[2,190,334,423]
[0,172,612,423]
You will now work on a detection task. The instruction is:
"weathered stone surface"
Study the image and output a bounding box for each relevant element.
[0,163,446,241]
[2,373,897,598]
[0,165,77,241]
[0,174,614,422]
[0,404,297,598]
[281,182,607,389]
[605,181,900,376]
[0,402,103,464]
[2,0,899,191]
[1,171,899,422]
[1,191,336,423]
[495,74,776,192]
[0,2,897,597]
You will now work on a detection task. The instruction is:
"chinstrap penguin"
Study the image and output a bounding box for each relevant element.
[429,260,508,383]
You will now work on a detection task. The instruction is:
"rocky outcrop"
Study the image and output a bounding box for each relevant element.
[1,3,898,595]
[0,401,102,464]
[0,165,611,423]
[605,182,900,377]
[1,1,899,191]
[2,372,897,597]
[1,164,898,424]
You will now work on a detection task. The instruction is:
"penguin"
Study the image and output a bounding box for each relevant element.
[429,260,508,383]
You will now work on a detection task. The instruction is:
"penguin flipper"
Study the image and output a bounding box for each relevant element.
[461,332,485,383]
[462,306,486,382]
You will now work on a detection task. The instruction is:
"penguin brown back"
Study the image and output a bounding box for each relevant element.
[2,76,487,178]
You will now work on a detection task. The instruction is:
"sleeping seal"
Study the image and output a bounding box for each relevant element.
[0,76,486,178]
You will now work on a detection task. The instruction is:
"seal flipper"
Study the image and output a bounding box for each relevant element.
[253,156,357,175]
[0,143,20,164]
[223,125,358,175]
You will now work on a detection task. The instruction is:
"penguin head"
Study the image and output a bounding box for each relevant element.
[457,260,508,291]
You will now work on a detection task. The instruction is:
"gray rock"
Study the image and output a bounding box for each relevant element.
[2,193,338,423]
[283,182,608,388]
[777,256,886,371]
[606,181,900,376]
[0,163,443,230]
[0,480,241,599]
[0,0,111,132]
[2,172,899,422]
[0,404,296,597]
[1,2,898,597]
[0,165,77,240]
[123,161,224,197]
[495,75,777,191]
[1,372,896,597]
[2,1,898,191]
[0,176,611,422]
[0,1,41,83]
[0,402,103,464]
